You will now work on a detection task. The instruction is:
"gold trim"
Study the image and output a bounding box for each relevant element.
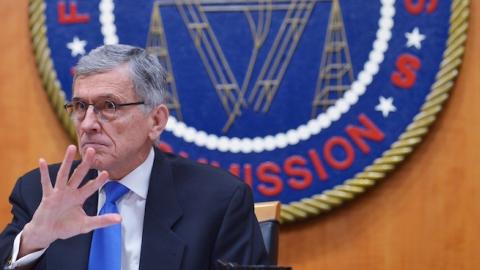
[28,0,470,223]
[28,0,77,142]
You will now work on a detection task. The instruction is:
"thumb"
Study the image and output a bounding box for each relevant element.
[81,213,122,233]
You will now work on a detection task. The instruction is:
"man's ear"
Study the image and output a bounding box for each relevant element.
[148,104,169,141]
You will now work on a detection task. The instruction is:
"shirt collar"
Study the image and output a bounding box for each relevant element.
[102,147,155,200]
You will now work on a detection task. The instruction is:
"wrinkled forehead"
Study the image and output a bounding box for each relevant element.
[72,66,137,101]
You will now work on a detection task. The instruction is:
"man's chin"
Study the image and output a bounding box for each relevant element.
[86,152,111,171]
[91,158,110,172]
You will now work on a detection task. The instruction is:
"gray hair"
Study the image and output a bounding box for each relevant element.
[74,44,167,111]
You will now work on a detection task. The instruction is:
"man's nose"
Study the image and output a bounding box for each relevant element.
[79,106,101,132]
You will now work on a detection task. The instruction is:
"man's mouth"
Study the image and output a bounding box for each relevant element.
[81,142,107,149]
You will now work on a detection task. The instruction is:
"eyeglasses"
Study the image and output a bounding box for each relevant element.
[64,99,145,121]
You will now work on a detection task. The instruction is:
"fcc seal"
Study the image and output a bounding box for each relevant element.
[29,0,469,222]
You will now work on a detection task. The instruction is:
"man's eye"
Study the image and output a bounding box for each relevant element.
[103,100,117,110]
[74,101,87,110]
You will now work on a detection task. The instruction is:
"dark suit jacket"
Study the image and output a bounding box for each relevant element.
[0,149,268,269]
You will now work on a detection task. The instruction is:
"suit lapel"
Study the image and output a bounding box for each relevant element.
[139,150,185,270]
[46,169,99,270]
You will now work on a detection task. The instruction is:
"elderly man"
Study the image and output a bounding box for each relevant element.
[0,44,268,270]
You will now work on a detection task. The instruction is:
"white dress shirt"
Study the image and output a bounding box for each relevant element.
[9,148,155,270]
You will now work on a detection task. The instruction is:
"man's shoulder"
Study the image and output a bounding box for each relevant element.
[156,151,254,223]
[159,151,248,194]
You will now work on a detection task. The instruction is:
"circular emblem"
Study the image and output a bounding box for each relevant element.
[29,0,469,222]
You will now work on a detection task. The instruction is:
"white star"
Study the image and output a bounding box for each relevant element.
[67,36,87,57]
[405,27,426,49]
[375,96,396,118]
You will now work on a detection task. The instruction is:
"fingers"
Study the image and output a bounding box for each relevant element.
[81,213,122,234]
[78,171,109,201]
[39,159,53,197]
[68,147,95,189]
[55,145,77,189]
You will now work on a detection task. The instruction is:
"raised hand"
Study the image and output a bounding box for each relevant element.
[19,145,120,258]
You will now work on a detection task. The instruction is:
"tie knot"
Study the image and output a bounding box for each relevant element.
[103,181,129,204]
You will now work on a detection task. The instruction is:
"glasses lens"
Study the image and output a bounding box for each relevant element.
[99,100,117,119]
[73,100,87,111]
[65,104,74,115]
[71,100,88,120]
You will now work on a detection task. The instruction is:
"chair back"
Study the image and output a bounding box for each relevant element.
[254,201,281,265]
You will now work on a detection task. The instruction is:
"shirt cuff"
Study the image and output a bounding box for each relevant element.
[6,231,47,269]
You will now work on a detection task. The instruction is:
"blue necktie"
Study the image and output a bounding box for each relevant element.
[89,181,129,270]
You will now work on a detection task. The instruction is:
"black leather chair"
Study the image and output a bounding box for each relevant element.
[254,201,281,265]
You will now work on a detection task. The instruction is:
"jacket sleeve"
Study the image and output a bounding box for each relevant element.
[211,184,270,267]
[0,176,34,268]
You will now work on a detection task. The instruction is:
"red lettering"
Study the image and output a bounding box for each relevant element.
[158,141,173,153]
[346,114,385,154]
[284,155,313,190]
[391,53,421,89]
[229,163,240,177]
[179,151,189,158]
[257,162,283,197]
[404,0,438,15]
[228,163,252,187]
[323,137,355,170]
[196,158,219,167]
[58,1,90,24]
[197,158,208,164]
[244,164,253,188]
[308,149,329,181]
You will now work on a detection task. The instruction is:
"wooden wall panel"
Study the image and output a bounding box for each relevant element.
[0,1,71,218]
[0,1,478,269]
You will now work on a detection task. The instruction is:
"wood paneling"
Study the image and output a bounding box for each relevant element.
[0,1,478,269]
[0,1,71,217]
